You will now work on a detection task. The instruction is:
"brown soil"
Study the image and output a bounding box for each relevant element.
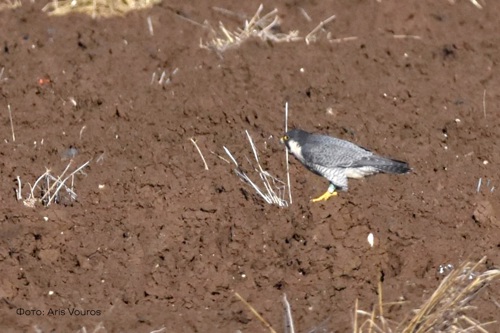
[1,1,499,332]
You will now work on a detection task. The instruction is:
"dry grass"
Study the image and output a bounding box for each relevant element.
[200,4,336,53]
[235,258,499,333]
[0,0,20,11]
[200,4,300,53]
[356,257,500,333]
[224,130,288,207]
[16,159,90,208]
[42,0,161,18]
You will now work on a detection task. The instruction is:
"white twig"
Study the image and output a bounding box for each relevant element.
[69,97,77,106]
[46,173,77,201]
[224,132,288,207]
[392,34,422,40]
[190,138,209,170]
[223,146,239,166]
[285,102,289,135]
[31,169,51,197]
[91,322,105,333]
[175,13,205,28]
[329,36,358,43]
[18,159,90,208]
[283,294,295,333]
[210,150,230,164]
[247,4,265,29]
[245,130,288,206]
[15,176,22,200]
[482,89,486,118]
[493,297,500,309]
[158,71,166,85]
[46,160,90,206]
[477,178,482,193]
[299,7,312,22]
[470,0,484,9]
[245,131,278,204]
[305,14,336,44]
[79,125,87,140]
[8,104,15,142]
[236,169,272,203]
[284,102,292,205]
[246,130,264,173]
[147,16,154,36]
[40,161,74,204]
[96,153,105,164]
[211,6,245,20]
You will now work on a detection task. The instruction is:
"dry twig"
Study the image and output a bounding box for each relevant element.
[234,291,277,333]
[7,104,15,142]
[190,138,209,171]
[224,131,288,207]
[284,102,292,205]
[305,14,336,44]
[42,0,160,18]
[283,294,295,333]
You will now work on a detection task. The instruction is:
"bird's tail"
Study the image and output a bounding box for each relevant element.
[357,156,411,174]
[375,157,411,174]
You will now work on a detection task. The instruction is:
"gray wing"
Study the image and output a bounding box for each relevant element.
[301,135,373,168]
[300,135,373,190]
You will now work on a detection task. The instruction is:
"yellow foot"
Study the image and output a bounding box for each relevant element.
[311,191,338,202]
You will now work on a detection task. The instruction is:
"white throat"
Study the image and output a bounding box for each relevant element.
[287,140,304,162]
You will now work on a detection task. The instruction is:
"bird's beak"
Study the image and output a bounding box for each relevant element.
[280,136,286,144]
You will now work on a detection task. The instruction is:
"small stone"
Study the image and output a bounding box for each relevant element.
[473,201,497,226]
[367,233,375,247]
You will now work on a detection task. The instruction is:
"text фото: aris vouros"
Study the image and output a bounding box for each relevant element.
[16,307,102,316]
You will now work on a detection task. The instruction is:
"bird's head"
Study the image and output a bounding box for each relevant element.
[281,129,310,161]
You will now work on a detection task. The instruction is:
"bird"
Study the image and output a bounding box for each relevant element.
[281,129,410,202]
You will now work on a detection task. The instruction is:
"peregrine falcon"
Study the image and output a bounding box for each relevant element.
[281,129,410,202]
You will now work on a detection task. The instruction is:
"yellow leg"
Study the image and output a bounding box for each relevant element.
[311,190,338,202]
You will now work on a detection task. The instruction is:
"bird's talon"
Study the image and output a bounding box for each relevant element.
[311,191,338,202]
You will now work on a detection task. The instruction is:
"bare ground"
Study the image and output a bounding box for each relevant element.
[0,1,499,332]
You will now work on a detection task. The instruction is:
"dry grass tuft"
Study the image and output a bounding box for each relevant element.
[42,0,161,18]
[234,258,499,333]
[200,4,338,53]
[200,4,301,53]
[224,130,288,207]
[16,159,90,208]
[0,0,20,11]
[356,257,500,333]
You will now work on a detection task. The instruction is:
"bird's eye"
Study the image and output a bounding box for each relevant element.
[282,135,289,141]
